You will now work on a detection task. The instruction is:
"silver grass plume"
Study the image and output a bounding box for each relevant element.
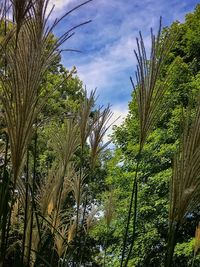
[89,105,113,167]
[166,105,200,266]
[0,0,91,185]
[121,19,176,267]
[132,18,175,149]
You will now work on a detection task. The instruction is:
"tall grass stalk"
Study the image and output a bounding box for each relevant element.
[120,19,175,266]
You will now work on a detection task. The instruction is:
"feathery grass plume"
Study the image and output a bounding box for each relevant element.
[0,0,91,186]
[36,165,79,263]
[85,206,97,234]
[68,219,77,243]
[50,119,80,173]
[50,210,61,234]
[37,166,65,216]
[50,211,71,259]
[79,89,96,149]
[34,123,82,262]
[36,166,72,252]
[169,109,200,223]
[47,198,54,216]
[60,174,72,208]
[132,18,175,150]
[68,165,85,212]
[12,0,33,40]
[54,225,68,258]
[121,19,176,267]
[32,123,80,264]
[89,105,113,167]
[48,119,81,246]
[44,119,80,225]
[0,1,92,265]
[166,105,200,266]
[76,90,99,254]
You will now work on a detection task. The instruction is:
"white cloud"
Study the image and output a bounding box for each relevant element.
[111,104,128,128]
[59,0,199,127]
[47,0,74,17]
[47,0,199,148]
[49,0,72,10]
[103,103,129,144]
[75,34,151,106]
[76,36,136,93]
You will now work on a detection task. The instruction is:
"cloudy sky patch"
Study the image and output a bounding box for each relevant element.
[50,0,200,140]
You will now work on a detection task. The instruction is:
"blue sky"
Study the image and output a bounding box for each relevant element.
[49,0,200,132]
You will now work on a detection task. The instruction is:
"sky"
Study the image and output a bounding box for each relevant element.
[49,0,200,137]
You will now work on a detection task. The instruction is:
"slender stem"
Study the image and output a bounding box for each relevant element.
[191,250,196,267]
[27,129,38,266]
[120,150,141,267]
[1,3,8,264]
[103,225,109,267]
[79,195,88,265]
[73,150,84,266]
[50,182,63,265]
[165,221,180,267]
[0,133,9,266]
[124,180,138,266]
[3,133,9,179]
[22,149,29,264]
